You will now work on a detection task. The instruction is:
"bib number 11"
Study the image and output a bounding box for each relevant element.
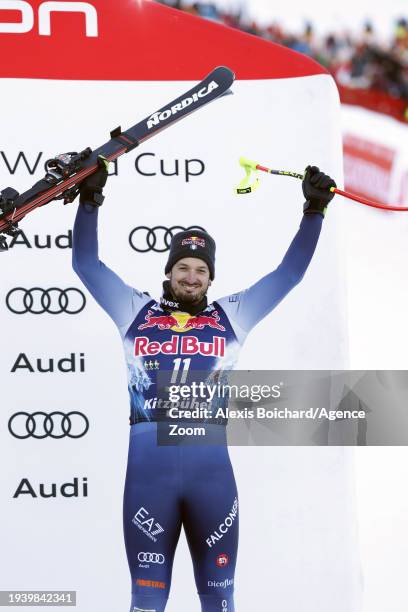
[170,358,191,384]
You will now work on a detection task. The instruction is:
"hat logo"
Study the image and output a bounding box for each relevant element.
[181,236,205,249]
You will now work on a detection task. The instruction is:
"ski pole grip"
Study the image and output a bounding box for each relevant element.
[239,156,258,170]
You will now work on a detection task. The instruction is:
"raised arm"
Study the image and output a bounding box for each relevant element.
[218,166,336,338]
[72,159,150,330]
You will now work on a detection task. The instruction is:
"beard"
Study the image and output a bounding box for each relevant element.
[170,280,208,304]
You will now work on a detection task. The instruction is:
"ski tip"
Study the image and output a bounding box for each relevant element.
[210,66,236,83]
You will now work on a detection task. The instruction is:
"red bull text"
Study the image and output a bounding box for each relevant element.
[134,335,225,357]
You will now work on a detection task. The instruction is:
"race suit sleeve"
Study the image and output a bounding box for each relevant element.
[217,214,323,343]
[72,203,150,332]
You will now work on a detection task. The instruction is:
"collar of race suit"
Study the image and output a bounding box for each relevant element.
[160,280,208,316]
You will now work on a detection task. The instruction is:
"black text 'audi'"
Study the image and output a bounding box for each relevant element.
[6,287,86,314]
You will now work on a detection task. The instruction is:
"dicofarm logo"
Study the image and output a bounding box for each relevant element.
[208,579,234,589]
[0,1,98,37]
[147,81,219,129]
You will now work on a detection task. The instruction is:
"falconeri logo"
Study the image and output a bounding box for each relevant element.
[206,498,238,548]
[0,1,98,36]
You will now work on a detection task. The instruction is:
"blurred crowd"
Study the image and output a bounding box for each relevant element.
[158,1,408,104]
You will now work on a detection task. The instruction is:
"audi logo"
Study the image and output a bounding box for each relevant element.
[137,552,165,564]
[6,288,86,314]
[129,226,206,253]
[8,412,90,439]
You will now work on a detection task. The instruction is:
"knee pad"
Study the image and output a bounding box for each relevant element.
[198,592,234,612]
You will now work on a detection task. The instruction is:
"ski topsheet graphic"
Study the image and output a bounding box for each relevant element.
[0,66,235,251]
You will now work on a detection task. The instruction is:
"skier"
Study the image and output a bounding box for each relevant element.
[72,159,336,612]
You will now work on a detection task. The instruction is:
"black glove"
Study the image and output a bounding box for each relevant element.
[79,156,109,207]
[302,165,336,216]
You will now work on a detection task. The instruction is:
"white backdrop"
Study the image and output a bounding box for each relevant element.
[0,72,364,612]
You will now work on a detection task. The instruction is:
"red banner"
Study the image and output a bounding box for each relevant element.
[338,83,408,125]
[343,133,396,204]
[0,0,327,80]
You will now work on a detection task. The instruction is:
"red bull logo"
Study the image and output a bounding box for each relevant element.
[135,335,225,357]
[184,313,225,331]
[138,311,179,330]
[182,236,205,248]
[138,310,225,332]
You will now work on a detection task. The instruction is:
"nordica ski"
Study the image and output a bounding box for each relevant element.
[0,66,235,251]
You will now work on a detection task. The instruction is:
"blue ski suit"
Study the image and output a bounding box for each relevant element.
[72,203,323,612]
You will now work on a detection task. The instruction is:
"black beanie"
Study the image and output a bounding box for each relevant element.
[165,229,216,280]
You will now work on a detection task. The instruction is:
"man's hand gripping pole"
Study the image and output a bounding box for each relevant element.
[235,156,408,212]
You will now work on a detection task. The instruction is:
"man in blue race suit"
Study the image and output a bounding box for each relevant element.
[72,160,336,612]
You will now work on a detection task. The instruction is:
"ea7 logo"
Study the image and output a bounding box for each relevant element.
[0,1,98,37]
[132,507,164,543]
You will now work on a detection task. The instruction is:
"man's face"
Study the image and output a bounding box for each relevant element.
[167,257,211,304]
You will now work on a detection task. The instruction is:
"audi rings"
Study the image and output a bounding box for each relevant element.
[6,288,86,314]
[129,226,206,253]
[8,411,90,439]
[137,552,165,564]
